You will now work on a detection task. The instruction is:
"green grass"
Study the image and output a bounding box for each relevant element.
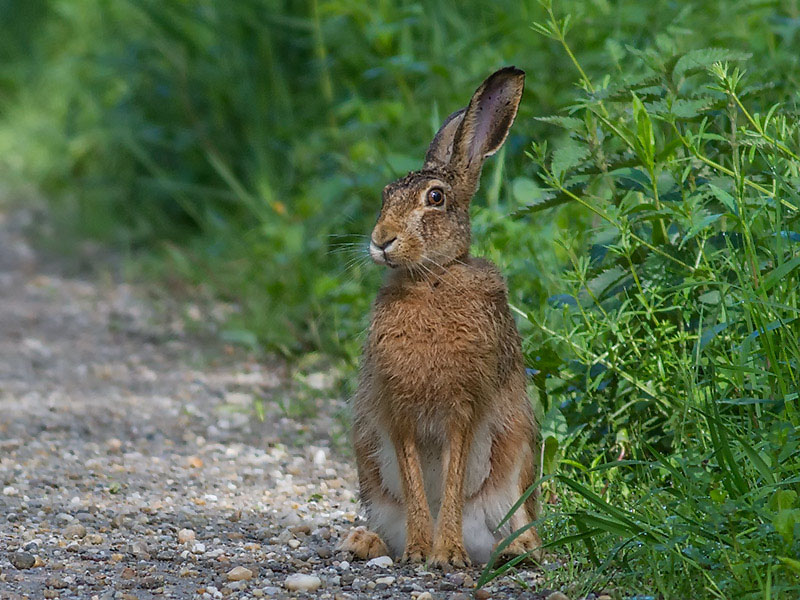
[2,0,800,597]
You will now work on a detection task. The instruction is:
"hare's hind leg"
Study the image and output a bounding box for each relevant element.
[462,411,542,564]
[497,455,542,562]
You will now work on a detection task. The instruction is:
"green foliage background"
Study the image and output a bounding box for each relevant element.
[1,0,800,597]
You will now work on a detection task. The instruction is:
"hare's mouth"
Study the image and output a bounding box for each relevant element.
[369,238,399,268]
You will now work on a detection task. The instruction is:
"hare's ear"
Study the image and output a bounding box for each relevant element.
[450,67,525,174]
[424,108,466,168]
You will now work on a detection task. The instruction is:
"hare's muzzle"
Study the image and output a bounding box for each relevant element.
[369,235,397,266]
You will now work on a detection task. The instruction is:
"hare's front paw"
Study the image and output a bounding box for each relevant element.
[430,541,471,568]
[401,539,431,564]
[337,526,389,560]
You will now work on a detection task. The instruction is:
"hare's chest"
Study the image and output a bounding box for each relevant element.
[368,286,496,396]
[372,287,491,350]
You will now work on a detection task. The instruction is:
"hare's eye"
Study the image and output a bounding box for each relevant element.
[426,187,445,207]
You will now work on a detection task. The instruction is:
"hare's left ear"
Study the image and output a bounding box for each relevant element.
[424,108,466,168]
[449,67,525,175]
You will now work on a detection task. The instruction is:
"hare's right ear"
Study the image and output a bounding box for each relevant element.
[424,108,466,169]
[449,67,525,176]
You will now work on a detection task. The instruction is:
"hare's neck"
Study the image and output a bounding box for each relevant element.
[390,253,472,287]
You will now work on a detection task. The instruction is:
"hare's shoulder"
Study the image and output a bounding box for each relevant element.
[460,257,508,294]
[449,257,512,312]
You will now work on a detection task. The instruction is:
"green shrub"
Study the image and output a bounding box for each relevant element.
[481,4,800,597]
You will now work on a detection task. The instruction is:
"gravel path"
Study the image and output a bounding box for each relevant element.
[0,210,558,600]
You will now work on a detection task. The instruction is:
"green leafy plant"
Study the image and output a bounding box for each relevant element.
[481,3,800,597]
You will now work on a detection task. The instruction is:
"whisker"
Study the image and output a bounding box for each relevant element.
[335,251,372,277]
[328,246,369,256]
[327,240,370,260]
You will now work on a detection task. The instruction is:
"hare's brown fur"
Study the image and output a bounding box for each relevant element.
[339,67,541,566]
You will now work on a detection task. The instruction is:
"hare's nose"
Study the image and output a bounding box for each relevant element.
[373,236,397,251]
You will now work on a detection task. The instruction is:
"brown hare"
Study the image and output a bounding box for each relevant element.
[339,67,542,567]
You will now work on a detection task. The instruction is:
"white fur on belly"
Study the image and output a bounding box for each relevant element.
[369,421,523,562]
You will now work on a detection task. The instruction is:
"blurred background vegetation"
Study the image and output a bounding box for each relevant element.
[2,0,800,597]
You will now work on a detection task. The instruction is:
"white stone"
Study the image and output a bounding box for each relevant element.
[177,529,196,544]
[366,555,393,569]
[376,576,395,585]
[284,574,322,592]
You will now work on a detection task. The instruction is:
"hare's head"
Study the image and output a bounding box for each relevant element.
[369,67,525,270]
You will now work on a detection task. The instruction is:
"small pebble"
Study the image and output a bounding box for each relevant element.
[375,576,395,585]
[546,592,570,600]
[417,593,434,600]
[191,542,206,554]
[475,591,491,600]
[45,576,68,589]
[10,551,36,569]
[289,524,311,535]
[284,573,322,592]
[63,523,87,539]
[129,540,150,559]
[226,566,253,581]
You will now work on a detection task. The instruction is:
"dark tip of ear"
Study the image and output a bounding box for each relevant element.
[490,66,525,80]
[480,67,525,98]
